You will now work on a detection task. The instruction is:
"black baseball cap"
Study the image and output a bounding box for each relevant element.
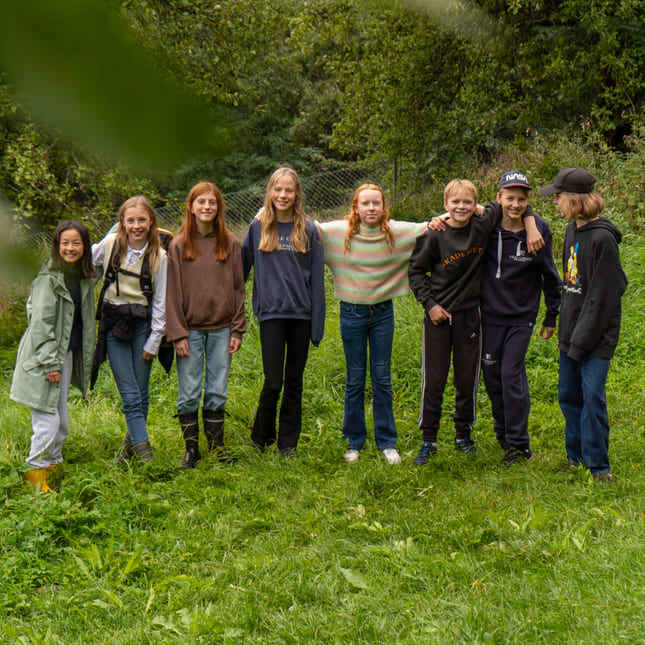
[499,170,530,190]
[540,168,596,195]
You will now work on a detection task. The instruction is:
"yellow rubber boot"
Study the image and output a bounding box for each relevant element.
[25,468,55,493]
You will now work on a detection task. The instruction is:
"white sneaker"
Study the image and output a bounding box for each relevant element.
[383,448,402,465]
[344,449,360,463]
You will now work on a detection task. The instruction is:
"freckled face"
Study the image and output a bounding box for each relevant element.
[191,190,218,228]
[58,229,84,266]
[355,189,384,227]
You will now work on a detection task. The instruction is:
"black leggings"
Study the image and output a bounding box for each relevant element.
[252,318,311,449]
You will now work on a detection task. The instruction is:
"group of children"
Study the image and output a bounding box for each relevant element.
[10,165,626,492]
[408,168,626,480]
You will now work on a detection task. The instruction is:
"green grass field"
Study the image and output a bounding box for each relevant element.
[1,236,645,644]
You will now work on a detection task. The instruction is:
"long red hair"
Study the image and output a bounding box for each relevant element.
[178,182,231,261]
[345,184,394,254]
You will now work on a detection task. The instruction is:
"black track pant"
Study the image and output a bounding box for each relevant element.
[419,306,481,443]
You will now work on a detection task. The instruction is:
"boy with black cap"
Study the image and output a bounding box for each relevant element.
[540,168,627,481]
[480,171,561,464]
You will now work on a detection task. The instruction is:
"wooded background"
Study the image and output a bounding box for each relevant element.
[1,0,643,233]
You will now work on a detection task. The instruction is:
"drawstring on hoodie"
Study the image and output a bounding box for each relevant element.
[495,231,525,279]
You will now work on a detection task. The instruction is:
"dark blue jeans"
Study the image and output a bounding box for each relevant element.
[558,351,611,474]
[339,300,396,451]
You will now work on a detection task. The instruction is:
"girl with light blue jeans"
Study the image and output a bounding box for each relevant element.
[93,196,167,463]
[165,182,246,467]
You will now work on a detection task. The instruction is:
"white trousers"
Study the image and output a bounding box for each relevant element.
[27,351,73,468]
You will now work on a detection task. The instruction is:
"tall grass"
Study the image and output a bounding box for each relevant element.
[2,141,645,643]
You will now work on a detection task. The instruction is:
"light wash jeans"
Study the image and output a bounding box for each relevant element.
[339,300,397,451]
[176,328,232,415]
[106,319,152,445]
[28,351,73,468]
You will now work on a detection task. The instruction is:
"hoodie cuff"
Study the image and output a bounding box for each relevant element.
[567,346,584,362]
[542,313,557,329]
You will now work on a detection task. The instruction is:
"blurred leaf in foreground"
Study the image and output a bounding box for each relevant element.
[0,203,41,284]
[0,0,228,170]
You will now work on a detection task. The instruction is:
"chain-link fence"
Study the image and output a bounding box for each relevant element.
[155,166,374,234]
[21,166,375,254]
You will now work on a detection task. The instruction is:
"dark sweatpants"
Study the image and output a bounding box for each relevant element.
[419,306,481,443]
[481,323,533,451]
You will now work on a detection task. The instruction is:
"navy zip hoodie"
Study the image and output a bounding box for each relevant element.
[480,209,561,328]
[242,218,326,346]
[559,217,627,361]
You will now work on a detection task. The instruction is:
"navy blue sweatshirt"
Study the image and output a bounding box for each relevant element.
[559,217,627,361]
[480,209,561,328]
[242,218,326,345]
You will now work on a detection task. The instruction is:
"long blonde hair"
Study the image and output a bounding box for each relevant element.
[115,196,161,269]
[558,191,604,221]
[259,167,309,253]
[345,184,394,254]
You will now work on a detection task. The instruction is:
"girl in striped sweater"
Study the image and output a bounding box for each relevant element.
[316,184,427,464]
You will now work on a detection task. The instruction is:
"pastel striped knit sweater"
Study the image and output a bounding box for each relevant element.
[317,219,428,305]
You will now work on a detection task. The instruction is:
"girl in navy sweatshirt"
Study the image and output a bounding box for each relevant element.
[242,166,325,456]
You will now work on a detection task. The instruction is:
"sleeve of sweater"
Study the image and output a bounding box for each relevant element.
[241,221,256,281]
[143,251,167,355]
[165,238,189,343]
[537,225,562,329]
[567,236,627,361]
[230,239,247,340]
[309,224,326,346]
[408,231,440,312]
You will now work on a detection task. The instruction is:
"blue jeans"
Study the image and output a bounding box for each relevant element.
[340,300,396,451]
[176,328,232,415]
[558,351,611,474]
[106,320,152,446]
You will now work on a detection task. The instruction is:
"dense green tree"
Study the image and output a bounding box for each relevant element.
[1,0,644,228]
[306,0,645,182]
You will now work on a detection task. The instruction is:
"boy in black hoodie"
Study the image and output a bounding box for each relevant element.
[540,168,627,480]
[480,171,561,464]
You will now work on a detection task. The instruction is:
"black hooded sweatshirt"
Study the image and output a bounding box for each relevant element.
[559,217,627,361]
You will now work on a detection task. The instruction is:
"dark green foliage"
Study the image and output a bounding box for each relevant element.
[2,1,645,236]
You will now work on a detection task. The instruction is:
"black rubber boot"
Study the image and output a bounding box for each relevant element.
[115,433,134,465]
[179,412,200,468]
[203,409,235,463]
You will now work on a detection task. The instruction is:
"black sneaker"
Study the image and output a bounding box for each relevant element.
[501,447,532,464]
[454,438,477,454]
[280,447,298,458]
[413,441,437,465]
